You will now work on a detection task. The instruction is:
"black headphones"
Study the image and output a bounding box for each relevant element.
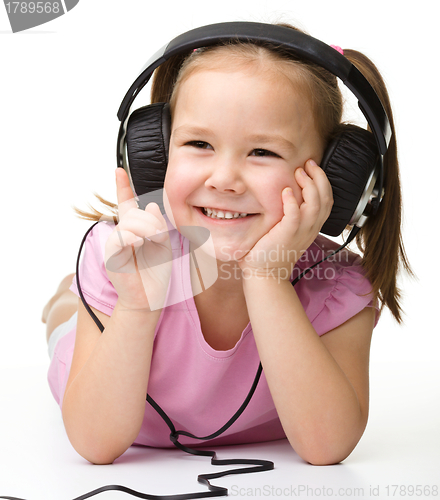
[116,21,392,237]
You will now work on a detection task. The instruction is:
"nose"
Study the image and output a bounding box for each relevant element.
[204,156,245,194]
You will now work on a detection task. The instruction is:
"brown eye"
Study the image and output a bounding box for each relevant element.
[251,149,280,158]
[186,141,212,150]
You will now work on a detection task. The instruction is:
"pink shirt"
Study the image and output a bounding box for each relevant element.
[48,217,378,448]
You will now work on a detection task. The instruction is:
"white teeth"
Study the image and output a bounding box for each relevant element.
[202,207,249,219]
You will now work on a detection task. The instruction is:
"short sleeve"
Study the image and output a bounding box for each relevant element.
[70,221,118,316]
[292,235,379,336]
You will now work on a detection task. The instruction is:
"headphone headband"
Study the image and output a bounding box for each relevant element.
[117,21,391,155]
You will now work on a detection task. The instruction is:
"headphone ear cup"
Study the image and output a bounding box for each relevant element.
[126,102,171,209]
[320,125,379,237]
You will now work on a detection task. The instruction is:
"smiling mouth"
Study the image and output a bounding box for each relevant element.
[197,207,258,220]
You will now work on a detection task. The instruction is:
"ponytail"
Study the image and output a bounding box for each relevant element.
[343,50,414,323]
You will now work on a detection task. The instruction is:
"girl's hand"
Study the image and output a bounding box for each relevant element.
[237,159,333,281]
[105,168,172,312]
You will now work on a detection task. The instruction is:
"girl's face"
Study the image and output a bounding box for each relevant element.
[164,65,324,262]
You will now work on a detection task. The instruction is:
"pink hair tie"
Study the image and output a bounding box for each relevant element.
[330,45,344,55]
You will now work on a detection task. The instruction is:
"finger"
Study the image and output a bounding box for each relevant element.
[281,187,300,221]
[303,160,334,214]
[119,207,163,230]
[117,202,168,239]
[144,201,168,233]
[115,168,138,219]
[295,166,320,205]
[294,167,323,231]
[118,217,162,240]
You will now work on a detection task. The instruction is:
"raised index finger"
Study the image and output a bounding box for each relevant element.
[115,167,138,218]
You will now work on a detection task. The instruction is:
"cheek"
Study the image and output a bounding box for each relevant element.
[262,173,303,220]
[163,160,196,227]
[277,166,304,206]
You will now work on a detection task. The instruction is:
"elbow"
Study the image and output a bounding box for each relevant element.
[67,436,125,465]
[67,433,123,465]
[83,451,119,466]
[292,441,357,466]
[300,447,354,466]
[62,402,135,465]
[286,421,367,466]
[62,414,128,465]
[65,432,123,465]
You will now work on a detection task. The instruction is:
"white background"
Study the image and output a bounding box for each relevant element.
[1,1,439,499]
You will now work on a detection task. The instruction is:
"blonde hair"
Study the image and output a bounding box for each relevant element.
[75,22,413,323]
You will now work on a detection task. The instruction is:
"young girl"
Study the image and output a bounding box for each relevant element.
[43,21,411,467]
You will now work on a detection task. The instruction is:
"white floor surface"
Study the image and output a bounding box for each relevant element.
[1,361,439,500]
